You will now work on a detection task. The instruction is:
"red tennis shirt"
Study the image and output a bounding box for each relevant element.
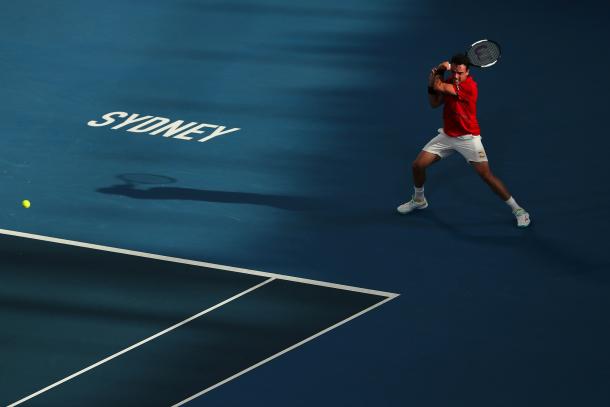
[442,75,481,136]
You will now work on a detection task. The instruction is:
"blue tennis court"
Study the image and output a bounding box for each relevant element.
[1,0,609,406]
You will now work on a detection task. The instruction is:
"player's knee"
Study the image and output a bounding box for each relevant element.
[412,160,425,171]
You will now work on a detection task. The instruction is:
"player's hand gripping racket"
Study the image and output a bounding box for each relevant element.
[465,39,501,68]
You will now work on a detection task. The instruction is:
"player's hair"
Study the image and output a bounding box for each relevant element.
[450,53,471,69]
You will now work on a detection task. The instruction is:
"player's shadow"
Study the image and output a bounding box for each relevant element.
[409,209,610,281]
[97,181,320,211]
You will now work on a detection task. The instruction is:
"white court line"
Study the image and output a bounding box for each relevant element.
[173,295,397,406]
[0,228,397,298]
[7,278,276,407]
[3,227,399,405]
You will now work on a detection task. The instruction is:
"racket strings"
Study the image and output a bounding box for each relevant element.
[467,41,500,67]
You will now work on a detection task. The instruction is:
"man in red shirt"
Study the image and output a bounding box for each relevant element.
[397,54,531,227]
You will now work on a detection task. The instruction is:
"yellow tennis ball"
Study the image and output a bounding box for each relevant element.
[22,200,31,208]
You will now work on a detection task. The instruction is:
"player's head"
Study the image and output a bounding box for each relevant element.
[450,53,470,83]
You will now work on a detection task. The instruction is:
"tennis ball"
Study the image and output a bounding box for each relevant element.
[22,200,31,209]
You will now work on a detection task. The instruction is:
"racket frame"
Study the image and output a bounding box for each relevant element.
[467,39,501,68]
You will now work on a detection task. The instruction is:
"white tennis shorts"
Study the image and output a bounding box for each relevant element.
[423,128,488,163]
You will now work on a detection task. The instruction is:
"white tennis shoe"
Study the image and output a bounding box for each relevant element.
[397,196,428,214]
[513,208,531,228]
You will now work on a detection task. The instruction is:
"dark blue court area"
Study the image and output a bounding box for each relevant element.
[1,231,393,406]
[1,0,609,406]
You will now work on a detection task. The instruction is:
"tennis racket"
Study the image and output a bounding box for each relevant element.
[465,39,501,68]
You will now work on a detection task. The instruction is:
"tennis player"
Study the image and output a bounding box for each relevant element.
[397,54,531,227]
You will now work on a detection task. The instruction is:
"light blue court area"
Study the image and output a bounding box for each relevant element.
[1,230,395,406]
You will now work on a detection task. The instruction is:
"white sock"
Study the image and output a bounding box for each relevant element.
[414,186,425,201]
[505,196,520,212]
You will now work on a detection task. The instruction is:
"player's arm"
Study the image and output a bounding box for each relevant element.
[432,61,458,96]
[428,68,444,108]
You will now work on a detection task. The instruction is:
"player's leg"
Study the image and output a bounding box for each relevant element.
[471,161,531,227]
[470,161,510,200]
[412,150,441,188]
[454,136,531,227]
[397,131,453,215]
[397,151,440,214]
